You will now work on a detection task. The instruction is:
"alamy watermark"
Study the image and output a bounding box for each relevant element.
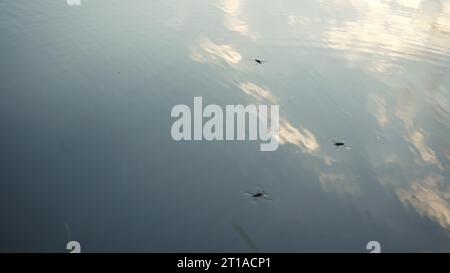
[171,97,280,151]
[366,241,381,253]
[66,241,81,253]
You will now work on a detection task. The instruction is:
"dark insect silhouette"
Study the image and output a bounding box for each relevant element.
[330,138,351,150]
[244,185,273,202]
[249,57,268,65]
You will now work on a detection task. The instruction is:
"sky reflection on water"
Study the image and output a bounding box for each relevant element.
[0,0,450,252]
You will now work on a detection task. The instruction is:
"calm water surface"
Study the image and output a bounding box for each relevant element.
[1,0,450,252]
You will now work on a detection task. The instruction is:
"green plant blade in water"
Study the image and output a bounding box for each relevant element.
[232,222,259,252]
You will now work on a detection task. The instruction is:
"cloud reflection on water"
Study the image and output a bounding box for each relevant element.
[189,36,242,65]
[397,174,450,231]
[188,0,450,243]
[219,0,250,37]
[237,81,320,154]
[287,0,450,234]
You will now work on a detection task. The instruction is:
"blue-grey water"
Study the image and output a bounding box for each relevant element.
[1,0,450,252]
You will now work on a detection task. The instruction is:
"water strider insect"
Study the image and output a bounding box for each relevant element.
[249,57,268,65]
[330,138,351,150]
[244,186,273,202]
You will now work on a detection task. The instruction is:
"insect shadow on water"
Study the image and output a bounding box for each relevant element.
[329,138,351,150]
[244,185,273,202]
